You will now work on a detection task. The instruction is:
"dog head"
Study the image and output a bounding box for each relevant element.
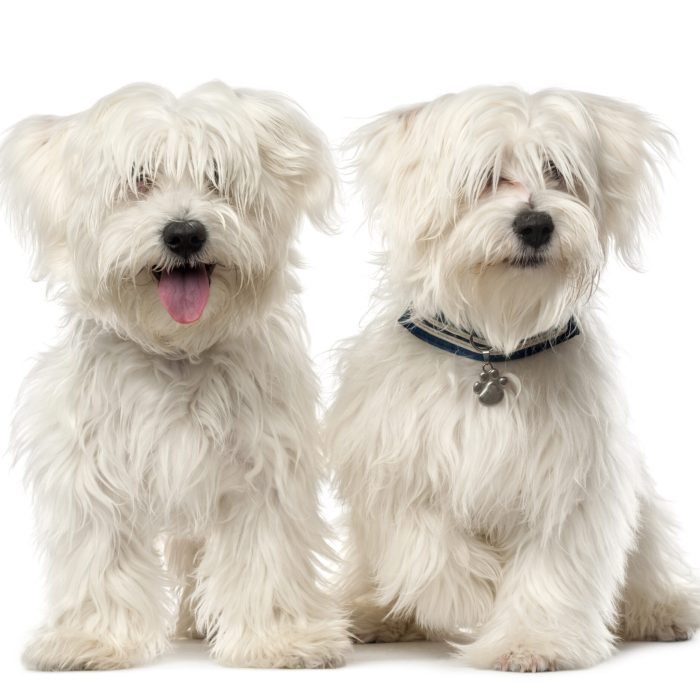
[350,86,671,351]
[0,82,335,356]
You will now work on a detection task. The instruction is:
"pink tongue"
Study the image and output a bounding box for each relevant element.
[157,266,210,324]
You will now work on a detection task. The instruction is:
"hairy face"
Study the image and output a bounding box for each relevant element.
[351,87,670,350]
[1,82,335,355]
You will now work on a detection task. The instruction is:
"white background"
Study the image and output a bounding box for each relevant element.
[0,1,698,698]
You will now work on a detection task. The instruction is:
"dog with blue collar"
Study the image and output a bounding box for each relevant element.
[328,86,700,672]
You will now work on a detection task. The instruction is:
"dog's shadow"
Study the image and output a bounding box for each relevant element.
[150,639,456,669]
[347,640,455,667]
[145,638,688,671]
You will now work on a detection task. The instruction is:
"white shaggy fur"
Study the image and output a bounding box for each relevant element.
[327,86,700,671]
[1,82,349,670]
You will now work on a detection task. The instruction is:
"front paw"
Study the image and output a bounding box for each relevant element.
[495,649,558,672]
[23,627,161,671]
[621,593,700,641]
[460,639,559,672]
[457,632,612,672]
[350,603,426,643]
[213,624,350,668]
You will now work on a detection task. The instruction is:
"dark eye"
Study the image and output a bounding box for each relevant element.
[134,167,154,195]
[207,163,221,193]
[484,168,510,189]
[544,160,563,182]
[136,176,153,194]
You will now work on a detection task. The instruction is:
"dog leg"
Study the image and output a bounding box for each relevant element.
[194,487,349,668]
[347,508,500,641]
[165,537,206,640]
[457,482,636,671]
[341,543,427,643]
[619,494,700,641]
[23,505,169,670]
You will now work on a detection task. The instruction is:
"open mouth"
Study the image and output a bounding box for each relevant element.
[152,263,215,324]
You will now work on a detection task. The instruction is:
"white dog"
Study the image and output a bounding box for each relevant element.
[1,82,349,670]
[327,86,700,671]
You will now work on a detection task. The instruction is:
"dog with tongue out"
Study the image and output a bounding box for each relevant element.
[0,82,349,670]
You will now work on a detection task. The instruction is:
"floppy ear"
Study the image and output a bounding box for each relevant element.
[0,114,74,282]
[345,103,456,241]
[345,105,423,215]
[578,93,674,267]
[241,91,337,232]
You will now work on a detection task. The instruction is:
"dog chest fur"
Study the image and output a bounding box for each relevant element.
[332,309,640,540]
[15,316,304,533]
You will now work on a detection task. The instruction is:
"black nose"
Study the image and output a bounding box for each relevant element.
[513,210,554,249]
[162,220,207,258]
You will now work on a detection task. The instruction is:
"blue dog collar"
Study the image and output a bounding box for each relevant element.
[398,310,580,362]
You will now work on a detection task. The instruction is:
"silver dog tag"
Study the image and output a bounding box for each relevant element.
[472,351,509,406]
